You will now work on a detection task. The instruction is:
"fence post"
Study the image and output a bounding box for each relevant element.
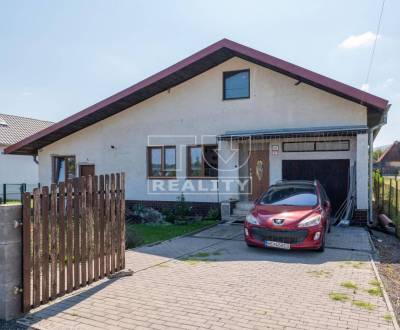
[388,179,392,218]
[396,178,399,217]
[2,184,6,204]
[382,179,385,214]
[19,183,27,204]
[0,205,23,320]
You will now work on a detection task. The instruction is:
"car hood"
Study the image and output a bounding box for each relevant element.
[253,204,318,228]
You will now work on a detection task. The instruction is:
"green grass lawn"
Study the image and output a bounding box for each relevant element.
[127,220,218,246]
[2,200,21,205]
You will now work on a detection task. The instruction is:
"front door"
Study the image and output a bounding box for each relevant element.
[249,150,269,201]
[79,164,95,178]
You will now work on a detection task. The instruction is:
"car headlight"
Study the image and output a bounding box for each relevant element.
[298,215,321,228]
[245,214,259,225]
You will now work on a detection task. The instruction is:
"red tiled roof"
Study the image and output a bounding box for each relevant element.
[5,38,389,155]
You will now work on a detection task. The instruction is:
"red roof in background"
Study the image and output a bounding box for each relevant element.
[5,38,390,155]
[377,141,400,163]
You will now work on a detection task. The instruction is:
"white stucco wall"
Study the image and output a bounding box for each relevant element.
[0,146,39,185]
[356,133,369,209]
[37,57,368,203]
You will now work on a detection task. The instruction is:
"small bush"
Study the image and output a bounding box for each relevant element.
[125,226,143,249]
[126,204,166,225]
[175,193,192,221]
[203,208,220,221]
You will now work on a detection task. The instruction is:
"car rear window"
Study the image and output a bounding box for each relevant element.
[260,185,318,206]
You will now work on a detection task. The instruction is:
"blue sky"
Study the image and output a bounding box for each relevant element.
[1,0,399,147]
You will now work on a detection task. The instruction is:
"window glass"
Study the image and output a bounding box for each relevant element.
[150,148,162,177]
[164,147,176,177]
[224,70,249,99]
[53,156,76,183]
[66,157,76,180]
[147,146,176,178]
[203,145,218,177]
[56,158,65,183]
[189,147,202,177]
[315,140,349,151]
[260,185,318,206]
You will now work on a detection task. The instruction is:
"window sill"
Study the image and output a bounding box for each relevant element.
[147,177,177,180]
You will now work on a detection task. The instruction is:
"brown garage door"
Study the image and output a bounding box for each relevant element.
[282,159,349,213]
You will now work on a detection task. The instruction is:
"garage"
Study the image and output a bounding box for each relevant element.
[282,159,350,213]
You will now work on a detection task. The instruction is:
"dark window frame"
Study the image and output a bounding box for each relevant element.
[147,145,176,179]
[186,144,218,179]
[282,140,350,153]
[52,155,76,183]
[223,69,250,100]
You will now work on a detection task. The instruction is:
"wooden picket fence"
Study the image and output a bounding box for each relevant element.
[22,173,125,313]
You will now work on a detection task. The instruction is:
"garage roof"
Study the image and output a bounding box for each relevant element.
[5,38,389,155]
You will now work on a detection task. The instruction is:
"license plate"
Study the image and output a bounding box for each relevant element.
[265,240,290,250]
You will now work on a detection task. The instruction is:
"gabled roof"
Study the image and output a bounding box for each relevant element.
[5,38,389,155]
[0,113,53,146]
[377,141,400,163]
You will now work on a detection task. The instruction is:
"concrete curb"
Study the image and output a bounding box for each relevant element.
[370,257,400,330]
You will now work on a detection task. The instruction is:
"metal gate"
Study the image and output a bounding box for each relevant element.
[22,173,125,312]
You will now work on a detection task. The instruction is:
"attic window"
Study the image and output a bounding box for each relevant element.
[223,69,250,100]
[0,118,8,127]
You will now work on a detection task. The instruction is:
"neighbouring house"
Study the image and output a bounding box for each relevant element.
[374,141,400,176]
[0,114,53,199]
[5,39,390,224]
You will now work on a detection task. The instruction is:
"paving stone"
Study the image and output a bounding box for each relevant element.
[16,224,395,329]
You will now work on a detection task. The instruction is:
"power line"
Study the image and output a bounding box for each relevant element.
[364,0,386,88]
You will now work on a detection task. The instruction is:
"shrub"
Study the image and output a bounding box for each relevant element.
[203,208,220,221]
[126,204,166,225]
[175,193,192,221]
[125,226,143,249]
[162,207,176,223]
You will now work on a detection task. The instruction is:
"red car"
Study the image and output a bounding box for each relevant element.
[244,180,331,252]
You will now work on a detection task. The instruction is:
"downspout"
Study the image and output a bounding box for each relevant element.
[368,105,389,226]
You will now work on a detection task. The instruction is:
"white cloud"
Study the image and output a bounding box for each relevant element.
[360,83,370,91]
[338,32,381,49]
[382,78,395,89]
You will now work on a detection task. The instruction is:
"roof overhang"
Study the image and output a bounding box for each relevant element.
[5,38,389,155]
[218,125,368,141]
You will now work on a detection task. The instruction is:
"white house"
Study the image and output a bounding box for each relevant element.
[0,113,53,199]
[5,39,390,224]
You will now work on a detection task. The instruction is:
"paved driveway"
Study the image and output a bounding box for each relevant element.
[18,225,397,330]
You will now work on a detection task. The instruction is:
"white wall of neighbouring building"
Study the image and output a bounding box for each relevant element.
[0,145,39,185]
[37,57,368,203]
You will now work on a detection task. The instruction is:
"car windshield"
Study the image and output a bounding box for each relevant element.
[260,184,318,206]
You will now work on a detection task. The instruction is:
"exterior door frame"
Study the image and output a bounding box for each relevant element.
[248,145,269,201]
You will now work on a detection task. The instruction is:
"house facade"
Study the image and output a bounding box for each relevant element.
[5,39,389,223]
[0,114,53,199]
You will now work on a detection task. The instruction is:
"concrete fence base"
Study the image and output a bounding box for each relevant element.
[0,205,23,321]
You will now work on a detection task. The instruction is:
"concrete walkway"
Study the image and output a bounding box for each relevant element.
[18,225,396,330]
